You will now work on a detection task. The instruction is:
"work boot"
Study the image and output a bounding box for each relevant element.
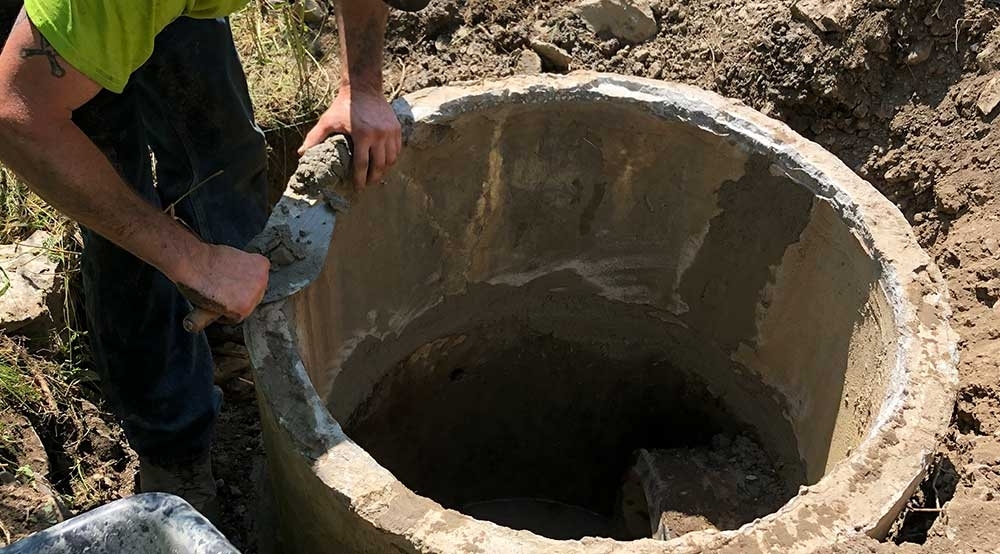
[139,453,221,523]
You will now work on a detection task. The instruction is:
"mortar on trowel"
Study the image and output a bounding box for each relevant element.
[183,136,354,331]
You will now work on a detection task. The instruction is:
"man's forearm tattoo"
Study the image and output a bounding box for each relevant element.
[21,33,65,78]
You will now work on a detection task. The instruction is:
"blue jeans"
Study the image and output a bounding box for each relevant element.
[72,17,269,464]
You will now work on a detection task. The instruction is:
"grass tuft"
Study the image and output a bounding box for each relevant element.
[0,168,66,245]
[0,348,41,411]
[232,0,333,130]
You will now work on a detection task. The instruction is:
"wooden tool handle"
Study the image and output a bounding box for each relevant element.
[183,307,221,334]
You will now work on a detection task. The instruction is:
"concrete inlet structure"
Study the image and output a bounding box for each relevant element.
[245,73,958,553]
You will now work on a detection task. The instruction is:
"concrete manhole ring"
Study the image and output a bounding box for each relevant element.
[246,73,957,553]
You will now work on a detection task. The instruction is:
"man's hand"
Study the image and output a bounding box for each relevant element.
[172,244,271,325]
[302,0,399,190]
[299,86,401,190]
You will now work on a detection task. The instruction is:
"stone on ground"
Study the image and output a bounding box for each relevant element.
[0,231,62,338]
[790,0,856,33]
[976,74,1000,118]
[570,0,658,44]
[515,49,544,74]
[300,0,327,26]
[530,39,574,70]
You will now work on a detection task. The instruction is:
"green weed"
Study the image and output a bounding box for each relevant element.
[0,351,40,411]
[14,465,34,482]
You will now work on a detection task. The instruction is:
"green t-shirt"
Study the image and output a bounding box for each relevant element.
[23,0,249,93]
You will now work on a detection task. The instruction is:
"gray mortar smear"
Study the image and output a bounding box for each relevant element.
[288,135,354,209]
[251,135,354,303]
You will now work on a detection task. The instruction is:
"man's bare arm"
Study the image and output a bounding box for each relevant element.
[0,13,268,325]
[299,0,401,189]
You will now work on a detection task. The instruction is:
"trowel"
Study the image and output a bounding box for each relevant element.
[182,135,353,333]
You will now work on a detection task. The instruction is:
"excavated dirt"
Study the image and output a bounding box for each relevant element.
[0,331,262,550]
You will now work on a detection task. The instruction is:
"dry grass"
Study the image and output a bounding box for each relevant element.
[232,0,333,130]
[1,168,88,368]
[0,168,67,245]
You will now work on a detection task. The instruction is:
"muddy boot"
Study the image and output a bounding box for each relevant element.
[139,453,221,524]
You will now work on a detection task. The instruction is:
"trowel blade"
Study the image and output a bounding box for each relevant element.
[249,134,354,305]
[250,193,339,304]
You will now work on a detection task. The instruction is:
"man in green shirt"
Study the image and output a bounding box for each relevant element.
[0,0,426,519]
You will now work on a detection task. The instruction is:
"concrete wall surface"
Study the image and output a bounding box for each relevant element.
[245,73,957,554]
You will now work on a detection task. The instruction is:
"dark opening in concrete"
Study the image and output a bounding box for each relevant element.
[336,284,800,540]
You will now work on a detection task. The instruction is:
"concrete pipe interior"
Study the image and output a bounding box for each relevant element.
[249,75,956,553]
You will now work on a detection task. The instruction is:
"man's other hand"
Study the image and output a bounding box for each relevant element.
[172,244,271,325]
[299,87,402,190]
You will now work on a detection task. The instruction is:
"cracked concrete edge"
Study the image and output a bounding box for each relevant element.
[245,73,958,554]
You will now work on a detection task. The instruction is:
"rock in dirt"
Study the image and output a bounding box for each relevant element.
[570,0,658,44]
[904,41,934,66]
[924,496,1000,551]
[618,434,791,540]
[790,0,856,34]
[292,0,327,26]
[1,412,50,477]
[976,75,1000,118]
[976,42,1000,73]
[515,49,544,74]
[530,39,574,71]
[0,230,62,337]
[933,178,969,215]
